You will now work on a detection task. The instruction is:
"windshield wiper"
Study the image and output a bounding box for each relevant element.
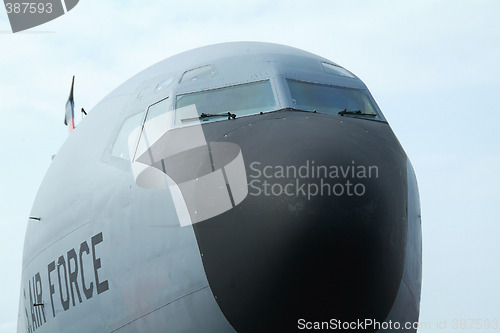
[181,112,236,122]
[338,109,377,117]
[286,107,317,113]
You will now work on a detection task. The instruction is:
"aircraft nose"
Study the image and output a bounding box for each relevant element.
[192,112,408,332]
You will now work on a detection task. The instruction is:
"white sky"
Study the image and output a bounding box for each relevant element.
[1,1,499,332]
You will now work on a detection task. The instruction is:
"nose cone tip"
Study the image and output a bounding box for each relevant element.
[192,113,408,331]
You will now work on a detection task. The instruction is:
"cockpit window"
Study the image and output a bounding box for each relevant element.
[321,62,356,78]
[175,80,276,125]
[287,79,381,120]
[132,97,171,161]
[145,97,169,122]
[180,65,216,83]
[111,111,145,160]
[155,77,174,93]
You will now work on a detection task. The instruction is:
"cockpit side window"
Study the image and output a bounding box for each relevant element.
[111,97,171,161]
[132,97,172,162]
[175,80,276,125]
[287,79,382,121]
[111,111,146,160]
[144,97,170,122]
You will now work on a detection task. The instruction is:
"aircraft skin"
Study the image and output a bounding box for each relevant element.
[18,42,421,332]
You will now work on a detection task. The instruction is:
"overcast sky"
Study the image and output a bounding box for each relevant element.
[1,1,499,332]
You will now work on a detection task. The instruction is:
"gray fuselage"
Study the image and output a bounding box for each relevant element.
[18,42,421,333]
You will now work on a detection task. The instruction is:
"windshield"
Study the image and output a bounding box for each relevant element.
[287,79,381,120]
[175,80,276,125]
